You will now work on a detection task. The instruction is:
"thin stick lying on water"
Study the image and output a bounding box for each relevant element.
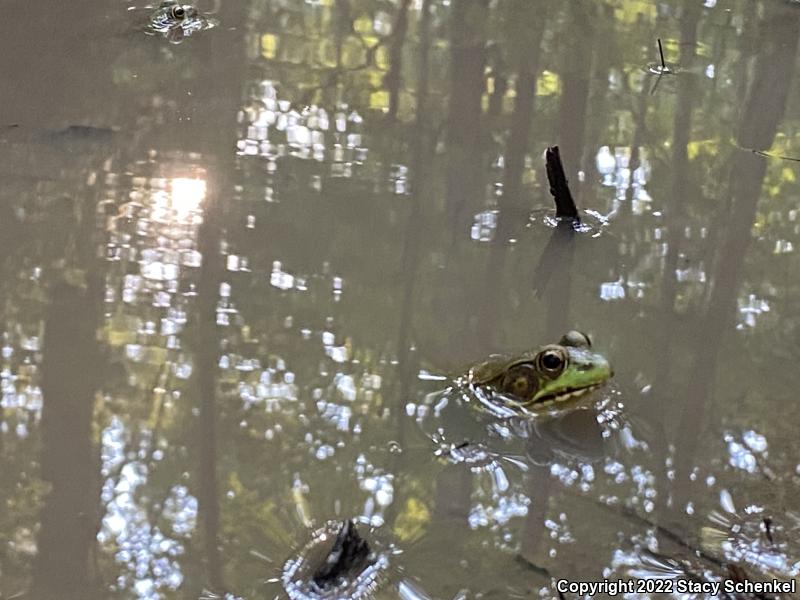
[658,38,667,70]
[747,148,800,162]
[545,146,579,221]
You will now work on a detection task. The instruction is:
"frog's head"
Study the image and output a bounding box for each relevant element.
[476,331,612,411]
[167,3,199,22]
[149,1,202,33]
[147,1,207,44]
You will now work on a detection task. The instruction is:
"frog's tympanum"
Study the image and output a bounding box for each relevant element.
[145,0,218,43]
[466,330,612,415]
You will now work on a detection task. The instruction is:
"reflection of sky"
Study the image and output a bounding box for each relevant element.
[237,81,376,192]
[737,293,770,330]
[1,315,44,435]
[588,433,799,596]
[97,156,211,598]
[104,158,208,390]
[99,417,198,599]
[356,458,395,527]
[703,431,800,578]
[595,145,652,213]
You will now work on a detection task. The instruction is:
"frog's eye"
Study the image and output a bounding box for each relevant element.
[171,5,186,18]
[501,364,538,399]
[559,330,591,348]
[535,347,567,378]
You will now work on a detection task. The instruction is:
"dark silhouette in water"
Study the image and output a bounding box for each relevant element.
[545,146,579,221]
[33,282,101,600]
[312,520,374,589]
[530,147,580,307]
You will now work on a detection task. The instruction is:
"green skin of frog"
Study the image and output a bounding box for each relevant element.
[467,330,613,414]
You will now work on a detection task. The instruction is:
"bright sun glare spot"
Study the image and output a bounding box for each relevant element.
[170,178,206,217]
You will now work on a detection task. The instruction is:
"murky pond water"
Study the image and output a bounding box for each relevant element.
[2,0,800,598]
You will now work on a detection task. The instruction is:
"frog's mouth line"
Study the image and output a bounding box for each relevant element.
[532,383,603,407]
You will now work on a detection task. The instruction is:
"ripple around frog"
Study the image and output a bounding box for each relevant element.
[417,378,634,474]
[144,1,219,43]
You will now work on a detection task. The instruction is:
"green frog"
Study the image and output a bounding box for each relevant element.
[145,0,218,44]
[406,330,619,471]
[463,330,613,417]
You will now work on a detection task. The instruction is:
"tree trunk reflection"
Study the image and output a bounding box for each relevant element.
[673,2,800,506]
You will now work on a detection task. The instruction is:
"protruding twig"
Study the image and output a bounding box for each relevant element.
[545,146,579,221]
[312,520,373,589]
[763,517,774,545]
[657,38,666,70]
[649,38,673,94]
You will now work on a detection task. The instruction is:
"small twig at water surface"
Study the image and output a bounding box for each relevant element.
[649,38,675,95]
[763,517,774,545]
[544,146,579,221]
[658,38,667,71]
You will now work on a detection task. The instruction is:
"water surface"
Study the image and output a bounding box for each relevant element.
[1,0,800,598]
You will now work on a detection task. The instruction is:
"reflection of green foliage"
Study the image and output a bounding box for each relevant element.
[219,472,298,593]
[111,46,198,89]
[0,443,47,596]
[393,496,430,543]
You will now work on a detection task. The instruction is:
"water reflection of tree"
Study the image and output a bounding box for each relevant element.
[445,0,490,241]
[33,282,101,600]
[673,1,800,507]
[658,0,701,346]
[0,116,117,600]
[497,0,548,233]
[192,171,227,594]
[557,2,597,200]
[648,0,703,512]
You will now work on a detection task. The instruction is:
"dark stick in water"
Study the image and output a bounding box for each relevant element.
[312,520,373,589]
[545,146,579,221]
[658,38,667,70]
